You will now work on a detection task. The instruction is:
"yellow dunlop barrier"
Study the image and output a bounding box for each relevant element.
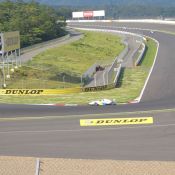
[0,87,81,95]
[0,83,116,95]
[80,117,153,126]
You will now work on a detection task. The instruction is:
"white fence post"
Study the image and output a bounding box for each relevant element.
[35,158,40,175]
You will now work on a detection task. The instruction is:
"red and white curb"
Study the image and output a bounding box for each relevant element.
[128,100,139,104]
[128,98,140,104]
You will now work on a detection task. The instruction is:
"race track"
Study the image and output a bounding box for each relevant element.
[0,21,175,161]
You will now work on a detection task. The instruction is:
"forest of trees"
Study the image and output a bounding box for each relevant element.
[22,0,175,7]
[0,0,66,47]
[56,5,175,20]
[0,0,175,48]
[100,5,175,19]
[29,0,175,19]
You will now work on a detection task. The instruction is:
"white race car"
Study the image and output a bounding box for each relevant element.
[89,99,116,106]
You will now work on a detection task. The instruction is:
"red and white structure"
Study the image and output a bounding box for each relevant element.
[72,10,105,19]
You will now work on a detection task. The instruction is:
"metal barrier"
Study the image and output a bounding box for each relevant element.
[107,41,129,85]
[135,43,146,66]
[21,34,70,54]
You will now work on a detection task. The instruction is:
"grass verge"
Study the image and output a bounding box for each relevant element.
[0,38,157,104]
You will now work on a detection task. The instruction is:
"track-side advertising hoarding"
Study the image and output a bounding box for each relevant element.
[93,10,105,17]
[83,11,94,18]
[72,10,105,19]
[1,31,20,52]
[72,11,84,18]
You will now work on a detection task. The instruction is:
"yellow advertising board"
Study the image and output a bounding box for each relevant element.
[1,31,20,52]
[80,117,153,126]
[0,88,81,95]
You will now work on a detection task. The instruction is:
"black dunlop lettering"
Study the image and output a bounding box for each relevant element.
[5,90,12,94]
[97,120,105,124]
[80,117,152,126]
[113,120,123,123]
[30,90,37,94]
[12,90,18,94]
[36,90,44,94]
[122,119,129,123]
[5,89,44,95]
[18,90,26,94]
[83,85,108,92]
[105,120,113,124]
[139,119,148,123]
[129,119,139,123]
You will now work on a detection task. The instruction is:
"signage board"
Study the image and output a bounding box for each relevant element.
[72,12,83,18]
[72,10,105,19]
[80,117,153,126]
[93,10,105,17]
[1,31,20,52]
[83,11,93,18]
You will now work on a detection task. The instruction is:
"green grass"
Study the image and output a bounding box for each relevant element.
[141,39,157,67]
[0,38,157,104]
[6,31,124,89]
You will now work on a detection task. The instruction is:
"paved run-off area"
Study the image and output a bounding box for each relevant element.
[0,156,175,175]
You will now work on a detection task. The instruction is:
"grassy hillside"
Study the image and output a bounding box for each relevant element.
[0,38,157,104]
[7,30,124,89]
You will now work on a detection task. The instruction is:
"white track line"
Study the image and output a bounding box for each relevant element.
[136,37,159,102]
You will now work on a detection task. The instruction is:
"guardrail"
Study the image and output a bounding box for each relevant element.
[113,64,122,84]
[82,63,98,85]
[135,43,146,66]
[107,41,129,85]
[21,34,70,54]
[67,19,175,25]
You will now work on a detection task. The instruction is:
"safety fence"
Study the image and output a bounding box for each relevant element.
[107,41,129,85]
[134,43,146,66]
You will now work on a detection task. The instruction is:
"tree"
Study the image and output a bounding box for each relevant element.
[0,0,67,47]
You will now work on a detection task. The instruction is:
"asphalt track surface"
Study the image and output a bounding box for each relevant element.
[0,22,175,161]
